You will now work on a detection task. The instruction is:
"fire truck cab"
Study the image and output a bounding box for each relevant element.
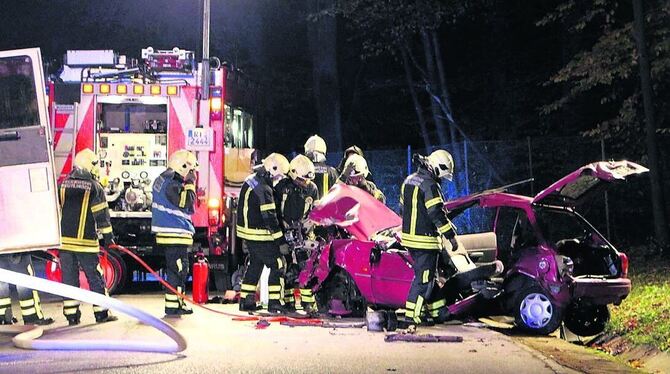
[48,47,256,292]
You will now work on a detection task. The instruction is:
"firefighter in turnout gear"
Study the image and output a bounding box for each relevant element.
[304,135,338,199]
[59,149,117,325]
[237,153,290,313]
[151,149,198,316]
[400,150,458,326]
[0,253,54,326]
[338,154,386,204]
[274,155,319,312]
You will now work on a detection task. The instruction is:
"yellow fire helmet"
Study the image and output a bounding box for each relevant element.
[168,149,199,178]
[343,153,369,178]
[73,148,100,178]
[427,149,454,181]
[289,154,316,185]
[304,135,327,157]
[262,153,290,179]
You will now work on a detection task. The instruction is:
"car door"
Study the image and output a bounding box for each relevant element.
[0,48,61,253]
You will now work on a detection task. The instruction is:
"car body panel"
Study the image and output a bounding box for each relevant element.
[532,161,648,206]
[309,184,401,241]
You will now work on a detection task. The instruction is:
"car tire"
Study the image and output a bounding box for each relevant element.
[563,303,609,336]
[512,284,563,335]
[317,268,367,317]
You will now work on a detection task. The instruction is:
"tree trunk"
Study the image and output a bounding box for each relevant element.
[432,31,458,146]
[307,0,342,152]
[421,30,448,146]
[400,46,431,150]
[632,0,670,252]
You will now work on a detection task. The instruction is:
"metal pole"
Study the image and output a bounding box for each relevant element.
[527,136,534,195]
[600,126,611,239]
[201,0,211,100]
[463,140,470,196]
[407,145,412,175]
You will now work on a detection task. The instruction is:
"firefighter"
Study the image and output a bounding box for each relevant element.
[59,148,117,325]
[0,253,54,326]
[400,149,458,326]
[237,153,290,313]
[303,135,338,199]
[338,154,386,204]
[274,155,319,312]
[151,149,198,316]
[336,145,365,176]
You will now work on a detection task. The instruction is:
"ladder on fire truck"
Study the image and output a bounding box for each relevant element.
[50,102,78,181]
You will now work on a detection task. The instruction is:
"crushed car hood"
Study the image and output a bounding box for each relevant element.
[309,183,401,241]
[533,160,648,206]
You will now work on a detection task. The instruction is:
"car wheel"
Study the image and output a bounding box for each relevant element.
[317,268,367,317]
[513,284,562,335]
[564,303,609,336]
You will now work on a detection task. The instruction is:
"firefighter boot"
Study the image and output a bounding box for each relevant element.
[94,310,118,324]
[239,294,258,312]
[0,317,17,325]
[66,310,81,326]
[178,301,194,315]
[267,300,289,314]
[23,315,55,326]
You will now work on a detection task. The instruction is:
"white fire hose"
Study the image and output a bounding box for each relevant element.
[0,268,187,353]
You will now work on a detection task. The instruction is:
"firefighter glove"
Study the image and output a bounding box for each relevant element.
[279,243,290,255]
[185,170,197,184]
[442,235,459,252]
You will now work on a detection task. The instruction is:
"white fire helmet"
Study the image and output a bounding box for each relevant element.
[344,154,369,178]
[289,154,316,186]
[427,149,454,181]
[304,135,327,162]
[262,153,290,179]
[73,148,100,178]
[168,150,198,178]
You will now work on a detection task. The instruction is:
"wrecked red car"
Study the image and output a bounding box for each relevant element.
[299,161,647,335]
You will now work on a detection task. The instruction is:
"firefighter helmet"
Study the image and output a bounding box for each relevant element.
[427,149,454,181]
[73,148,100,178]
[289,154,315,186]
[344,145,364,158]
[343,154,369,178]
[262,153,290,179]
[168,150,198,178]
[304,135,327,157]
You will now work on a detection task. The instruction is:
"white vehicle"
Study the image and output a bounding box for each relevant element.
[0,48,60,254]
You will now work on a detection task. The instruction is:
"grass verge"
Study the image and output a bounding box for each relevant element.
[606,250,670,352]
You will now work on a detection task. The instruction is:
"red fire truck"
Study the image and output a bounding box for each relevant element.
[47,47,256,293]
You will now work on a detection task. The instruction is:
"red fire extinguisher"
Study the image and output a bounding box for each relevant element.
[192,252,209,304]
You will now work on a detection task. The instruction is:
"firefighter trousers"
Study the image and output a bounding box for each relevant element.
[240,241,285,306]
[405,249,447,324]
[159,244,190,312]
[60,250,109,320]
[0,253,47,323]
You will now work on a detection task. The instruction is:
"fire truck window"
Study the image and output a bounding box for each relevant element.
[0,56,39,130]
[98,103,167,133]
[225,105,254,149]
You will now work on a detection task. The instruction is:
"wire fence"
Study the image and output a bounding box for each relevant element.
[324,136,669,247]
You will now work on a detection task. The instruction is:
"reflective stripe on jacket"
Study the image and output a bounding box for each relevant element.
[400,168,455,250]
[151,169,196,245]
[59,169,113,253]
[236,172,284,242]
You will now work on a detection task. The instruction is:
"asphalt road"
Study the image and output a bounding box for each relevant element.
[0,294,606,374]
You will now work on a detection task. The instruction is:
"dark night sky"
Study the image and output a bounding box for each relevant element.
[0,1,598,152]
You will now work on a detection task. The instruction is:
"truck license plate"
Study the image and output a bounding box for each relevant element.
[186,128,214,151]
